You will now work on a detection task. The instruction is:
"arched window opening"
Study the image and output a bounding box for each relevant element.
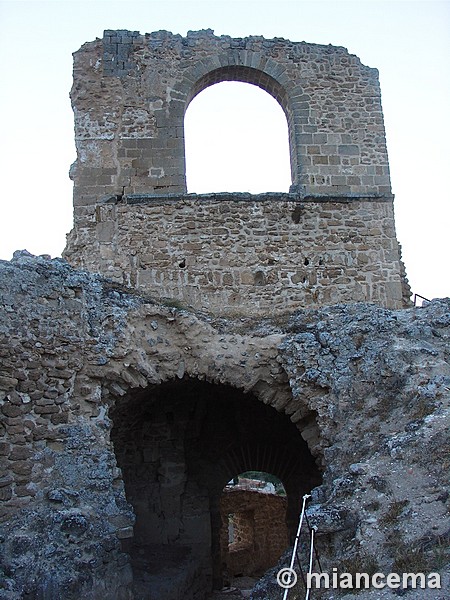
[184,81,291,194]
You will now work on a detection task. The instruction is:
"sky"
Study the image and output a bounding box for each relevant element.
[0,0,449,301]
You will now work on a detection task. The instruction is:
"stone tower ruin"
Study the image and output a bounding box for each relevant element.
[64,29,410,315]
[4,30,447,600]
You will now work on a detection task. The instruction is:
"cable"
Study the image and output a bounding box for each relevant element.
[282,493,311,600]
[304,526,316,600]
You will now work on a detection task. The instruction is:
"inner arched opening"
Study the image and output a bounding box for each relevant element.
[184,79,292,194]
[110,377,322,599]
[220,472,288,590]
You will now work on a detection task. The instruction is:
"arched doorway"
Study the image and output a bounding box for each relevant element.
[110,378,322,598]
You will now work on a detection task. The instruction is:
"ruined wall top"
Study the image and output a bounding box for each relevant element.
[64,29,409,315]
[70,29,392,203]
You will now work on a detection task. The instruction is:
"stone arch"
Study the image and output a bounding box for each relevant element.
[71,29,395,203]
[107,373,322,597]
[172,60,305,192]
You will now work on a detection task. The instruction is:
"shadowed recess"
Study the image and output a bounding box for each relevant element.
[110,377,322,598]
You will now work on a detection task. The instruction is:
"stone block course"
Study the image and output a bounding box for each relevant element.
[65,192,409,315]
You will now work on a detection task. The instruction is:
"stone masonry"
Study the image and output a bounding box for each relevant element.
[64,29,411,315]
[0,253,448,599]
[1,28,447,600]
[69,29,392,198]
[220,489,288,579]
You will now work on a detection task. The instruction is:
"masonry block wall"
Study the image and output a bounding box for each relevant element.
[220,489,288,578]
[64,29,411,315]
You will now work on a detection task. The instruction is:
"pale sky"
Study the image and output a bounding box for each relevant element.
[0,0,449,301]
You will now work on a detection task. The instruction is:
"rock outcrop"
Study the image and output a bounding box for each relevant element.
[0,252,448,599]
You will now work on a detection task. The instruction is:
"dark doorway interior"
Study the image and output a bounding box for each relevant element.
[110,378,322,599]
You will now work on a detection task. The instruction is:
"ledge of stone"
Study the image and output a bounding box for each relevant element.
[100,192,394,206]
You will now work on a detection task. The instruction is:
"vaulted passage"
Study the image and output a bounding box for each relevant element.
[110,378,322,599]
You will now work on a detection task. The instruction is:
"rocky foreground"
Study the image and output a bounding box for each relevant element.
[0,252,448,599]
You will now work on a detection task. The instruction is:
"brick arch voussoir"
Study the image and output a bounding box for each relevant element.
[218,442,312,492]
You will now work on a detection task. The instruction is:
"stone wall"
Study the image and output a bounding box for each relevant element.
[0,252,319,599]
[64,29,411,316]
[70,29,391,199]
[64,193,409,316]
[220,489,288,578]
[1,253,448,599]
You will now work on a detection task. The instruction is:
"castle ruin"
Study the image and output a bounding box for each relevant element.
[64,29,411,316]
[0,30,448,600]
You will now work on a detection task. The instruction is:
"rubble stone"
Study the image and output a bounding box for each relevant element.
[0,254,448,599]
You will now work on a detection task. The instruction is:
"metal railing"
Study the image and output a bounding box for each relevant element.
[281,494,323,600]
[413,293,431,306]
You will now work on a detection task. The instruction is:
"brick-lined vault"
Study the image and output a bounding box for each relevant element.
[110,379,321,594]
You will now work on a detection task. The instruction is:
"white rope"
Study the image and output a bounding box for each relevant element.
[282,493,311,600]
[304,526,316,600]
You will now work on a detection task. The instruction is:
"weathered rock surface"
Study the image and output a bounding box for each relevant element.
[0,252,448,599]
